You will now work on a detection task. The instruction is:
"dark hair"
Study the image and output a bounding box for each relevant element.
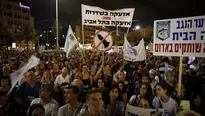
[156,82,169,96]
[117,81,126,93]
[137,83,153,104]
[28,104,45,116]
[65,85,80,100]
[86,88,102,100]
[96,78,106,88]
[106,84,122,103]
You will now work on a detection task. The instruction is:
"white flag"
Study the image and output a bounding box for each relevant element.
[7,55,39,95]
[64,25,78,57]
[124,35,146,62]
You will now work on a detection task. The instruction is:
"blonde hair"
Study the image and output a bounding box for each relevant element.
[177,110,200,116]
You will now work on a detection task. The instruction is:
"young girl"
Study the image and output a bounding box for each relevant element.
[102,84,125,116]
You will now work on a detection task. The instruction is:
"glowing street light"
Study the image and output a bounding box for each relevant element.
[135,25,140,30]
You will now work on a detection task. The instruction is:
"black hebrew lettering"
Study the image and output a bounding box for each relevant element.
[172,32,179,40]
[97,34,110,48]
[85,10,92,14]
[84,19,97,24]
[111,21,132,26]
[194,18,204,28]
[189,32,196,40]
[98,20,110,25]
[110,12,130,17]
[176,19,193,29]
[201,31,205,40]
[172,32,196,40]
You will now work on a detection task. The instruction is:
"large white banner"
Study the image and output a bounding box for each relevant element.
[81,4,135,27]
[124,36,146,61]
[153,15,205,57]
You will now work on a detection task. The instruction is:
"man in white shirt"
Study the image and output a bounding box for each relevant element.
[54,67,70,87]
[30,84,59,116]
[58,85,85,116]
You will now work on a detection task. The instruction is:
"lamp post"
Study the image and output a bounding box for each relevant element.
[46,30,52,45]
[56,0,59,50]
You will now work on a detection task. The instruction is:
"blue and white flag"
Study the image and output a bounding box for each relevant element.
[64,25,78,57]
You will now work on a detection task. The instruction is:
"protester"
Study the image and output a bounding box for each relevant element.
[58,85,85,116]
[30,84,59,116]
[152,83,178,116]
[79,88,109,116]
[102,84,125,116]
[28,104,45,116]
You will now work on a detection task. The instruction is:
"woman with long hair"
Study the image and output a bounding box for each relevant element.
[129,83,153,107]
[102,84,125,116]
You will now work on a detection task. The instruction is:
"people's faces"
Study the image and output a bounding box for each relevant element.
[26,72,36,82]
[167,75,176,83]
[64,89,76,103]
[118,72,125,81]
[1,78,9,87]
[194,95,201,106]
[62,68,68,75]
[118,83,124,91]
[87,93,102,112]
[138,98,150,109]
[140,85,147,97]
[138,65,143,70]
[149,72,155,79]
[94,60,98,65]
[97,79,105,88]
[109,88,119,100]
[43,71,50,80]
[31,108,45,116]
[156,85,167,97]
[39,88,50,99]
[82,65,88,72]
[75,72,83,80]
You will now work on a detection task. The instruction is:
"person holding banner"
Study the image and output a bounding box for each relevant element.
[152,83,178,116]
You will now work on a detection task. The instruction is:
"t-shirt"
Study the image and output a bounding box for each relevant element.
[58,103,85,116]
[152,97,178,116]
[30,98,59,116]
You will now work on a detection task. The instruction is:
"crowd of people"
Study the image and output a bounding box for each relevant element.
[0,49,205,116]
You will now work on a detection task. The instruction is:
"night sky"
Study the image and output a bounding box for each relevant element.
[8,0,205,32]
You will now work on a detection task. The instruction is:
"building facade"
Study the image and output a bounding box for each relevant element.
[75,25,110,44]
[0,0,35,49]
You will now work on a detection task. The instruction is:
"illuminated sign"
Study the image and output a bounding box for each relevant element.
[12,42,16,48]
[19,2,30,9]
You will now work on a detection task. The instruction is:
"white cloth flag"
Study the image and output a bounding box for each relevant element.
[64,25,78,57]
[7,55,39,95]
[124,35,146,62]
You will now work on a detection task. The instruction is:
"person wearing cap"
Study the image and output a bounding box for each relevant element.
[58,85,85,116]
[30,84,59,116]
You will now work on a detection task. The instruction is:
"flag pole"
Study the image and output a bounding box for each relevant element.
[81,24,85,61]
[123,27,130,69]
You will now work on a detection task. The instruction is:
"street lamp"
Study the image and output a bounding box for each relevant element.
[135,25,140,30]
[46,30,52,45]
